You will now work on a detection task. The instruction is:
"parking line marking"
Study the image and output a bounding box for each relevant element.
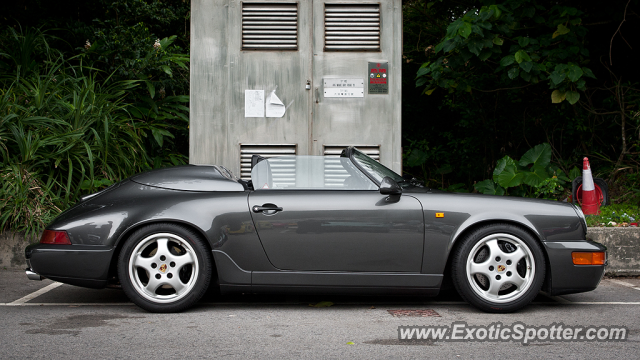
[606,279,640,291]
[570,302,640,305]
[0,303,135,306]
[6,282,63,306]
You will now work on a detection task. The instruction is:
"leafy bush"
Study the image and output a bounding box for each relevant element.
[0,26,189,233]
[474,143,580,199]
[585,204,640,227]
[402,0,638,203]
[414,0,594,104]
[0,165,61,237]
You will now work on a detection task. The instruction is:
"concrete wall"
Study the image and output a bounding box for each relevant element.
[587,227,640,276]
[0,232,36,270]
[4,228,640,275]
[190,0,403,176]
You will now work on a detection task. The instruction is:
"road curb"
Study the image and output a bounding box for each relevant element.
[587,227,640,276]
[0,232,36,270]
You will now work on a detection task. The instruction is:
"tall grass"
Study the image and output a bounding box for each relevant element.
[0,27,188,234]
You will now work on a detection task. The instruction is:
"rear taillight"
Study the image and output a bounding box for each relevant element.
[40,230,71,245]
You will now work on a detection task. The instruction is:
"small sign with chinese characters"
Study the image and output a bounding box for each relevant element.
[323,78,365,88]
[324,88,365,98]
[323,78,364,98]
[368,62,389,94]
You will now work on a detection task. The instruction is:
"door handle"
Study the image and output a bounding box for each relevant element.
[252,205,283,213]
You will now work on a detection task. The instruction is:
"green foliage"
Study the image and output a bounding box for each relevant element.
[474,143,575,199]
[403,138,458,189]
[495,159,524,188]
[585,204,640,227]
[445,183,471,193]
[81,26,190,97]
[403,0,637,205]
[474,179,505,196]
[533,176,564,198]
[76,20,191,162]
[403,139,432,184]
[0,26,188,232]
[415,0,594,104]
[0,165,61,236]
[0,1,191,232]
[0,26,62,78]
[519,143,552,167]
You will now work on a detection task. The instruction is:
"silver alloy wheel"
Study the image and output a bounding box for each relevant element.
[465,233,535,304]
[128,233,199,303]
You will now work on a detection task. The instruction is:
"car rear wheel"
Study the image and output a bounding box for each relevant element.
[118,223,212,313]
[451,224,545,313]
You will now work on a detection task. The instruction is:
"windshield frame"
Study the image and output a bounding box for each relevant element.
[343,147,405,187]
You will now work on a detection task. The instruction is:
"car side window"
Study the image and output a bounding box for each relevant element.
[251,156,376,190]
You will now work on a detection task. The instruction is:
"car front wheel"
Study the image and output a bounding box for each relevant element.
[118,223,212,313]
[451,224,545,313]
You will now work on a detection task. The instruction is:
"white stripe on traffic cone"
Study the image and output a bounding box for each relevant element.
[582,157,599,215]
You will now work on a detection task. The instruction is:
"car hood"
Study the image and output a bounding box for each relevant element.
[404,186,571,206]
[439,191,574,207]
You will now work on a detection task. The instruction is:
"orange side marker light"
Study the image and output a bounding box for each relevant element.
[435,213,444,218]
[572,252,605,265]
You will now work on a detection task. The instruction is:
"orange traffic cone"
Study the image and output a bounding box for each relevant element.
[581,157,600,215]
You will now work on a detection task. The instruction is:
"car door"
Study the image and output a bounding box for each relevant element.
[248,188,424,272]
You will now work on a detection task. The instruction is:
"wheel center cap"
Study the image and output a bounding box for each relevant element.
[159,264,167,273]
[497,265,506,273]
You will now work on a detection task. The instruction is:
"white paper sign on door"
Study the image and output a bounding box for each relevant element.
[266,88,286,118]
[245,90,264,117]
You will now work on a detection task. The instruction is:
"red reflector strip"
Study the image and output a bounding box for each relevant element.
[40,230,72,245]
[572,252,605,265]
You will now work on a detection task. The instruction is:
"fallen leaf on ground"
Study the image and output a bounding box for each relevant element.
[309,301,334,307]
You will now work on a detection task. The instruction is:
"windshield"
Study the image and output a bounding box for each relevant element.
[350,149,405,185]
[251,155,377,190]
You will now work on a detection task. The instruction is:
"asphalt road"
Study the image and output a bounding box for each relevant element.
[1,268,639,359]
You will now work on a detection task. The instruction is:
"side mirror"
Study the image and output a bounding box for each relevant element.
[379,176,402,196]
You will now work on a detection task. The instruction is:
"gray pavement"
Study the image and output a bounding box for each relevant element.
[1,268,639,359]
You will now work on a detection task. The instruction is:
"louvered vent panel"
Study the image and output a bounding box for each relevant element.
[323,145,380,187]
[240,144,297,186]
[324,4,380,51]
[242,3,298,50]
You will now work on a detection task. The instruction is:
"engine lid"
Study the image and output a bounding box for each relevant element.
[131,165,244,192]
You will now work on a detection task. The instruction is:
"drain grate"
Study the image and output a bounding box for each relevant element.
[387,309,440,317]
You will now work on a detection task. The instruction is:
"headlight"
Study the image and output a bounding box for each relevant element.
[572,203,588,233]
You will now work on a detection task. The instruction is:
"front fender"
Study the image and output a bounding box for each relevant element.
[413,192,583,275]
[451,212,543,246]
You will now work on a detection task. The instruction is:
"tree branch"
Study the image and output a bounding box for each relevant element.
[472,83,534,93]
[619,30,633,50]
[577,100,621,116]
[583,21,613,26]
[610,0,631,65]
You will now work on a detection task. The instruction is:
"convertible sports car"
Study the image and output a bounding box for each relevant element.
[25,147,606,313]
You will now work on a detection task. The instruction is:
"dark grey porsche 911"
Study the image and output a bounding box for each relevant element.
[25,147,606,313]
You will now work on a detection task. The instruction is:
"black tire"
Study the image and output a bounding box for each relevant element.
[451,223,545,313]
[118,223,213,313]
